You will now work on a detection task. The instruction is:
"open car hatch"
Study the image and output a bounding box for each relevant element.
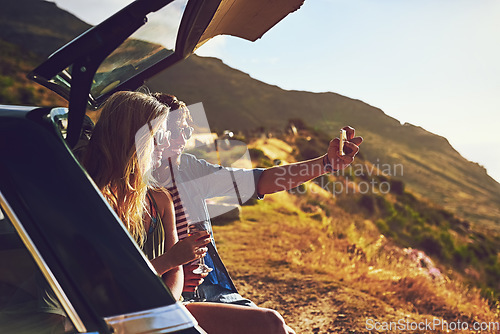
[28,0,304,147]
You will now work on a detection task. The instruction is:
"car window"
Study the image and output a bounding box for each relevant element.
[0,207,76,334]
[48,0,187,105]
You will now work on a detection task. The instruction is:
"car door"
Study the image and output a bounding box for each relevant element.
[0,105,203,333]
[0,0,303,332]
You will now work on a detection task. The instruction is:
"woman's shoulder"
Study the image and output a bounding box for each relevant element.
[148,188,174,216]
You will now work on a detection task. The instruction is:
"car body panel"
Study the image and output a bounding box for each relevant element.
[0,107,197,332]
[104,303,202,333]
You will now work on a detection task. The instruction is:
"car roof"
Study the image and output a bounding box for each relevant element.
[27,0,303,147]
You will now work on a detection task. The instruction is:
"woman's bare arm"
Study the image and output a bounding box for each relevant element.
[148,189,210,299]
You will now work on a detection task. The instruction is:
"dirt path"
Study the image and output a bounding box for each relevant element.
[233,271,384,333]
[230,270,461,334]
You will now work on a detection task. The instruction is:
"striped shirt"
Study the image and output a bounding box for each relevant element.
[167,183,189,240]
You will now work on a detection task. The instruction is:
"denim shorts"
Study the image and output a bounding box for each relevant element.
[183,284,256,307]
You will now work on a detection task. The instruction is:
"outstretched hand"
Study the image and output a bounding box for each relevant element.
[167,231,211,267]
[326,126,363,171]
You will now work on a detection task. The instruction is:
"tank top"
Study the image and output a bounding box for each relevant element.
[142,192,165,260]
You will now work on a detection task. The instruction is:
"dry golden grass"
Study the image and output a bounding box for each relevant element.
[250,137,295,163]
[213,188,499,333]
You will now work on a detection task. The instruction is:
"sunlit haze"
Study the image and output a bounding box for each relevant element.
[54,0,500,183]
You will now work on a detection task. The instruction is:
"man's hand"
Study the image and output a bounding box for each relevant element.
[183,264,209,292]
[326,126,363,171]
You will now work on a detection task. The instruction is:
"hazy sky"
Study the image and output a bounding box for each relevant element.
[54,0,500,183]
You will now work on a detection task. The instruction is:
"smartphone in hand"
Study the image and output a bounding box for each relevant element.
[339,129,347,156]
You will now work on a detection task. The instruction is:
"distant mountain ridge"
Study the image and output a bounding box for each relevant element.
[2,0,499,232]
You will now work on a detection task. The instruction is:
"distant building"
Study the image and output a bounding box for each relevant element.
[185,133,218,151]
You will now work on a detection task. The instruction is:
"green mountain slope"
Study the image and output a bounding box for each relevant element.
[147,55,500,232]
[0,0,91,58]
[0,38,66,106]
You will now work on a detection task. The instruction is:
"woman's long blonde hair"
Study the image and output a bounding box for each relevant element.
[82,91,169,245]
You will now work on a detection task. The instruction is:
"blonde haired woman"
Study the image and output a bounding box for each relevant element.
[83,91,295,334]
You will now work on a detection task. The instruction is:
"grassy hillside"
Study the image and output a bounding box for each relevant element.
[0,0,89,106]
[0,39,66,106]
[0,0,91,58]
[211,130,499,332]
[216,195,499,332]
[147,55,500,233]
